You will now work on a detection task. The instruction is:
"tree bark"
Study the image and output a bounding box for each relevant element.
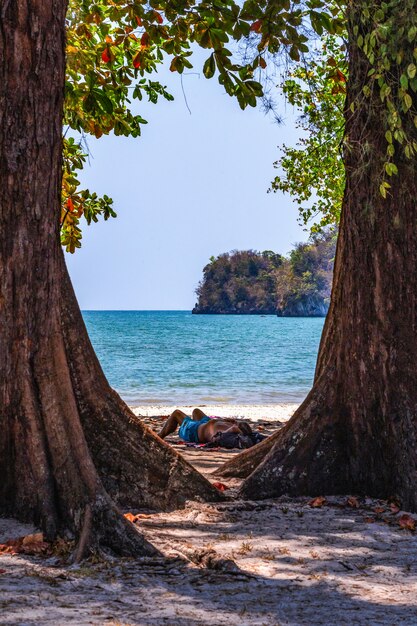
[0,0,220,556]
[220,3,417,512]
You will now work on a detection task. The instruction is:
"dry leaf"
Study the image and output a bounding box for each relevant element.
[398,514,416,531]
[374,507,385,514]
[21,541,50,555]
[0,535,51,556]
[347,496,359,508]
[309,496,326,508]
[212,482,229,491]
[22,532,44,546]
[124,512,138,523]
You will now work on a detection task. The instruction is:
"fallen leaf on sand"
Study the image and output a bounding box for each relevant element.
[22,532,44,545]
[124,512,139,523]
[347,496,359,508]
[398,514,416,531]
[212,482,229,491]
[374,507,385,514]
[0,534,51,556]
[0,569,6,574]
[309,496,326,508]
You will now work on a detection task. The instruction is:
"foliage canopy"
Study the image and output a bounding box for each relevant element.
[62,1,417,248]
[61,0,344,251]
[271,36,346,231]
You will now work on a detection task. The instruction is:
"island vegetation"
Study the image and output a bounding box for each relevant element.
[193,228,336,316]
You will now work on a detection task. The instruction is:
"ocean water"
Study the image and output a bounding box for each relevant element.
[82,311,325,405]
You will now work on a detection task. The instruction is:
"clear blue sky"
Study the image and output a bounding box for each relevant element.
[66,53,307,310]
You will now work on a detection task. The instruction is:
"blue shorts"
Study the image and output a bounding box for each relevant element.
[178,416,210,443]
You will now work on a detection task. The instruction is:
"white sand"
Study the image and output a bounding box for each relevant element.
[4,402,415,623]
[2,497,417,625]
[131,403,299,423]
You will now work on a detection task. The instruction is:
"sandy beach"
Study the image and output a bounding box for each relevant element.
[2,402,417,625]
[131,403,299,423]
[2,496,417,625]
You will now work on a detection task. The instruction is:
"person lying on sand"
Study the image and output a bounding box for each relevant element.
[158,408,254,444]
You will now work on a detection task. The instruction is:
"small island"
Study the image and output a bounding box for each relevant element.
[193,229,336,316]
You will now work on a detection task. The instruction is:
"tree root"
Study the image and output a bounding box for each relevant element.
[72,498,158,563]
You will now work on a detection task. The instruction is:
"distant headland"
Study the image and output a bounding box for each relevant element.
[192,228,336,316]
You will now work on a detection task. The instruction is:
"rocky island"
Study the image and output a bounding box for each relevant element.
[193,229,336,316]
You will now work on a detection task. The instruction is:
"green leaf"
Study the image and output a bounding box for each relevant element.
[403,93,413,111]
[407,63,417,79]
[289,45,300,61]
[310,11,323,36]
[408,26,417,42]
[244,80,263,97]
[203,53,216,78]
[385,162,398,176]
[400,74,409,90]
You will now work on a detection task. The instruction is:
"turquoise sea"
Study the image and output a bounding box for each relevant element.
[82,311,325,405]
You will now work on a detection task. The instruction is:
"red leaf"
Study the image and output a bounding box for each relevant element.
[135,16,143,26]
[101,48,111,63]
[132,52,141,69]
[0,569,6,574]
[124,512,138,523]
[67,197,74,212]
[336,69,346,82]
[154,11,163,24]
[212,481,229,491]
[398,514,416,531]
[309,496,326,508]
[250,19,262,33]
[259,57,267,69]
[141,32,150,48]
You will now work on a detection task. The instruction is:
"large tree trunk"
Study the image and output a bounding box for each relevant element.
[220,4,417,512]
[0,0,220,557]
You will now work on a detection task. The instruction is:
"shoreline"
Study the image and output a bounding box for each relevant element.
[130,402,299,423]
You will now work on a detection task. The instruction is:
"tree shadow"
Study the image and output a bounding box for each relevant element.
[2,499,416,625]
